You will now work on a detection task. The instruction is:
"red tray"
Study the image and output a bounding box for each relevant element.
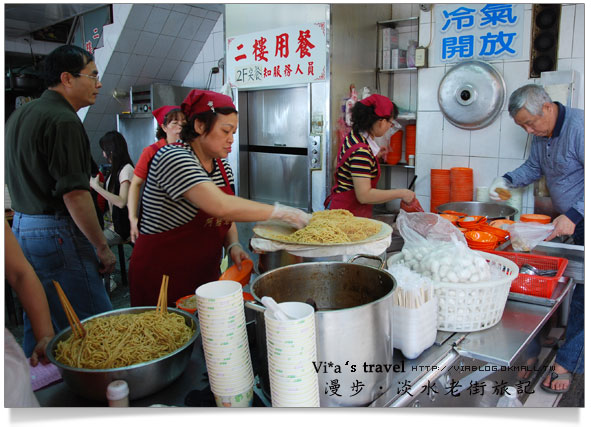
[485,251,568,298]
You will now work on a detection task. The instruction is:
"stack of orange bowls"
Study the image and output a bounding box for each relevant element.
[450,167,474,202]
[430,169,450,213]
[520,214,551,224]
[405,124,416,163]
[387,130,402,164]
[464,230,498,250]
[477,224,510,244]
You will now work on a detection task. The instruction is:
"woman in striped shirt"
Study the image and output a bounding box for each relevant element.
[324,94,415,217]
[128,90,309,307]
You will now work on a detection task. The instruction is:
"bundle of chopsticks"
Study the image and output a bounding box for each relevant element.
[156,274,169,314]
[389,264,434,309]
[393,286,434,309]
[53,280,86,339]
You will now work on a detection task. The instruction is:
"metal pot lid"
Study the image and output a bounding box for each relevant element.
[438,60,506,130]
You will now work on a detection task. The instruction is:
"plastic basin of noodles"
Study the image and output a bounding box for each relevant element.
[46,306,199,401]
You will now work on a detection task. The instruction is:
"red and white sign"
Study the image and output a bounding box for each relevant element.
[227,22,327,88]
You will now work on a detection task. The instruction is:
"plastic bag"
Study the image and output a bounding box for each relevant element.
[392,299,437,359]
[400,197,424,213]
[395,211,492,283]
[388,263,437,359]
[508,222,555,252]
[396,210,466,247]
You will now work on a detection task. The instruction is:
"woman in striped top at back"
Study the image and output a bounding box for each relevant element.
[324,94,415,218]
[128,90,310,307]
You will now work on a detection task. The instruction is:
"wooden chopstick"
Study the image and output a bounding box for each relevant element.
[53,280,86,339]
[157,275,169,314]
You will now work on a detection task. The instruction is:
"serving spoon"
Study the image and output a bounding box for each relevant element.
[519,264,557,277]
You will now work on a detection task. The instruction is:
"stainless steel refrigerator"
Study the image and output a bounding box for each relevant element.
[117,83,193,164]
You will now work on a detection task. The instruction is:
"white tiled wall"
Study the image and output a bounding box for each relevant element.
[391,3,584,216]
[183,15,225,91]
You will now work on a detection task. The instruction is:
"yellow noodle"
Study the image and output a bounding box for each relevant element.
[55,311,193,369]
[275,209,382,244]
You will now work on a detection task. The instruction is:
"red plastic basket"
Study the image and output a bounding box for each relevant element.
[485,251,568,298]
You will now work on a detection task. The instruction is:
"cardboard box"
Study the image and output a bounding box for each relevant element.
[382,28,399,51]
[391,48,407,69]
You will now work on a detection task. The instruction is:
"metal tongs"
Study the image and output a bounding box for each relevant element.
[53,280,86,339]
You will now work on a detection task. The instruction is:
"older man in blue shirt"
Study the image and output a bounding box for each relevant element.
[489,84,584,395]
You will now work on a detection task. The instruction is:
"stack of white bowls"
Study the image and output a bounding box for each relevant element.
[265,302,320,407]
[196,280,254,407]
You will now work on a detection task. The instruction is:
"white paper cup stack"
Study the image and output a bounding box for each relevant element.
[265,302,320,407]
[196,280,254,407]
[476,186,490,202]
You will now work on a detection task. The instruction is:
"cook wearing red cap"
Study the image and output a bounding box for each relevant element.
[152,105,180,126]
[359,93,395,118]
[324,93,416,217]
[128,89,311,307]
[181,89,236,119]
[127,106,186,242]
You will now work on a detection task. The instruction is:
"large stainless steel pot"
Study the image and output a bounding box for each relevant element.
[47,307,199,401]
[437,201,518,220]
[245,256,396,407]
[257,250,343,275]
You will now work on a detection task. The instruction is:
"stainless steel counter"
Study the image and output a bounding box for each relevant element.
[35,243,579,408]
[370,277,574,407]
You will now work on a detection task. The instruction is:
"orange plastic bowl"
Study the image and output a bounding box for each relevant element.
[466,240,498,250]
[457,215,486,228]
[176,294,197,315]
[442,210,468,217]
[464,230,497,243]
[243,292,255,301]
[489,219,515,230]
[477,224,510,242]
[520,214,551,224]
[219,258,254,286]
[439,214,459,224]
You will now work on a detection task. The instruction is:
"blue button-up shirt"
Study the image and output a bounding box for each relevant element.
[504,103,584,224]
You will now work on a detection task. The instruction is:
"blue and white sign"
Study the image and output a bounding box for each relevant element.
[434,4,525,65]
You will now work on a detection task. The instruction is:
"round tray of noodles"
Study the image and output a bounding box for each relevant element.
[253,209,393,246]
[46,306,199,401]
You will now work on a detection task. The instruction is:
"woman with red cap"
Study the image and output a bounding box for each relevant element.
[128,89,309,306]
[324,94,415,217]
[128,106,186,242]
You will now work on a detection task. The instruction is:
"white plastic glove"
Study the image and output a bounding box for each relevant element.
[269,203,311,229]
[489,176,512,201]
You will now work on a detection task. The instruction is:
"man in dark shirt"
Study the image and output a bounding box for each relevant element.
[5,45,116,357]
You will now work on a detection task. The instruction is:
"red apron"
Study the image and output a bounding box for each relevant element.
[129,159,233,307]
[324,137,381,218]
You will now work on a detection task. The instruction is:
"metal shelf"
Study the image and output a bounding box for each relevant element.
[377,16,419,28]
[380,162,415,169]
[397,112,416,120]
[378,66,418,72]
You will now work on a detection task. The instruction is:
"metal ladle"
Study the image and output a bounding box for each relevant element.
[519,264,557,277]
